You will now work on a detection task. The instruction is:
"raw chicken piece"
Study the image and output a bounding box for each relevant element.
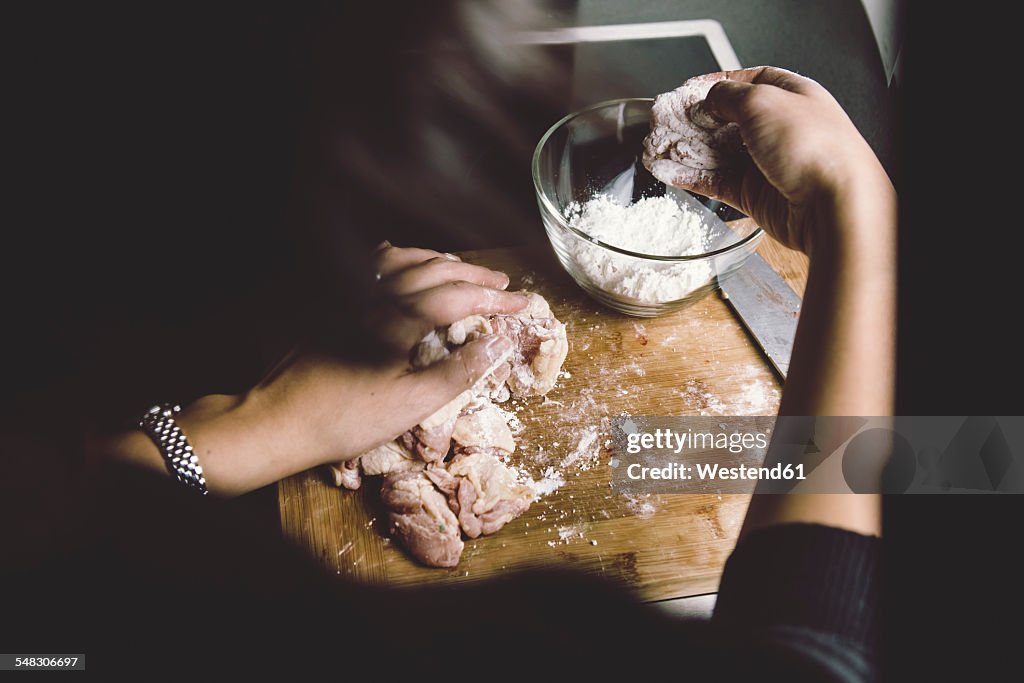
[426,452,534,539]
[411,315,492,368]
[446,314,492,346]
[401,341,500,461]
[360,440,422,476]
[327,458,362,490]
[412,329,450,368]
[326,290,567,568]
[641,73,743,196]
[382,471,464,568]
[451,402,515,454]
[410,291,566,400]
[489,292,567,397]
[400,412,458,463]
[328,438,423,491]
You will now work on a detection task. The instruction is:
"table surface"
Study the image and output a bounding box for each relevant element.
[277,220,810,601]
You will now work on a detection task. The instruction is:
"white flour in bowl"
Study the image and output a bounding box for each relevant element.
[565,194,712,303]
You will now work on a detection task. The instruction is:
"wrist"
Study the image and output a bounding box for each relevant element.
[807,163,896,263]
[174,391,307,496]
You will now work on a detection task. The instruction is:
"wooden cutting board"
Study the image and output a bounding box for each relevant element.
[278,220,809,602]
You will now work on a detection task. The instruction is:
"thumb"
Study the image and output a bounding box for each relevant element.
[347,334,513,457]
[704,66,814,124]
[412,334,514,402]
[703,79,758,125]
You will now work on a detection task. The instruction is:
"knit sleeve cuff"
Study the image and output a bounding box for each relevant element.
[712,523,881,647]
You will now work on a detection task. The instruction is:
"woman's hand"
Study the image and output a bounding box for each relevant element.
[693,67,894,256]
[682,68,897,537]
[108,244,529,496]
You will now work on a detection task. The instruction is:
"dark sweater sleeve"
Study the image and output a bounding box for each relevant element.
[712,523,881,650]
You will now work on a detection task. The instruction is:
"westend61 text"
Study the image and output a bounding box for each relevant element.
[626,462,806,481]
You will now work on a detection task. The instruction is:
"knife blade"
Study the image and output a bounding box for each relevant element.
[719,253,801,380]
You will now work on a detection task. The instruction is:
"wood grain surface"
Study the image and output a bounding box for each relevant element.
[278,220,809,601]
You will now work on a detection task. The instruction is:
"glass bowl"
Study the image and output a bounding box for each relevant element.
[531,98,764,317]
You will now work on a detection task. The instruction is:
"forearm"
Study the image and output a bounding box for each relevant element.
[104,393,326,497]
[742,176,896,539]
[781,178,897,417]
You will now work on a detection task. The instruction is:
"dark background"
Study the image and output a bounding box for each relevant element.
[3,0,903,423]
[891,3,1022,680]
[2,1,1022,677]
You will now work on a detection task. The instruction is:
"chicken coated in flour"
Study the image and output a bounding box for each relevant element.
[326,291,568,567]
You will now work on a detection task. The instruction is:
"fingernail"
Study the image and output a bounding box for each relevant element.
[443,252,461,261]
[375,240,392,251]
[492,270,510,289]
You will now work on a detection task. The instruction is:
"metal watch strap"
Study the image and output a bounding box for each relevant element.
[139,403,208,495]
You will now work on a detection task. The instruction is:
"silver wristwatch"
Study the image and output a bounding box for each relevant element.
[139,403,209,495]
